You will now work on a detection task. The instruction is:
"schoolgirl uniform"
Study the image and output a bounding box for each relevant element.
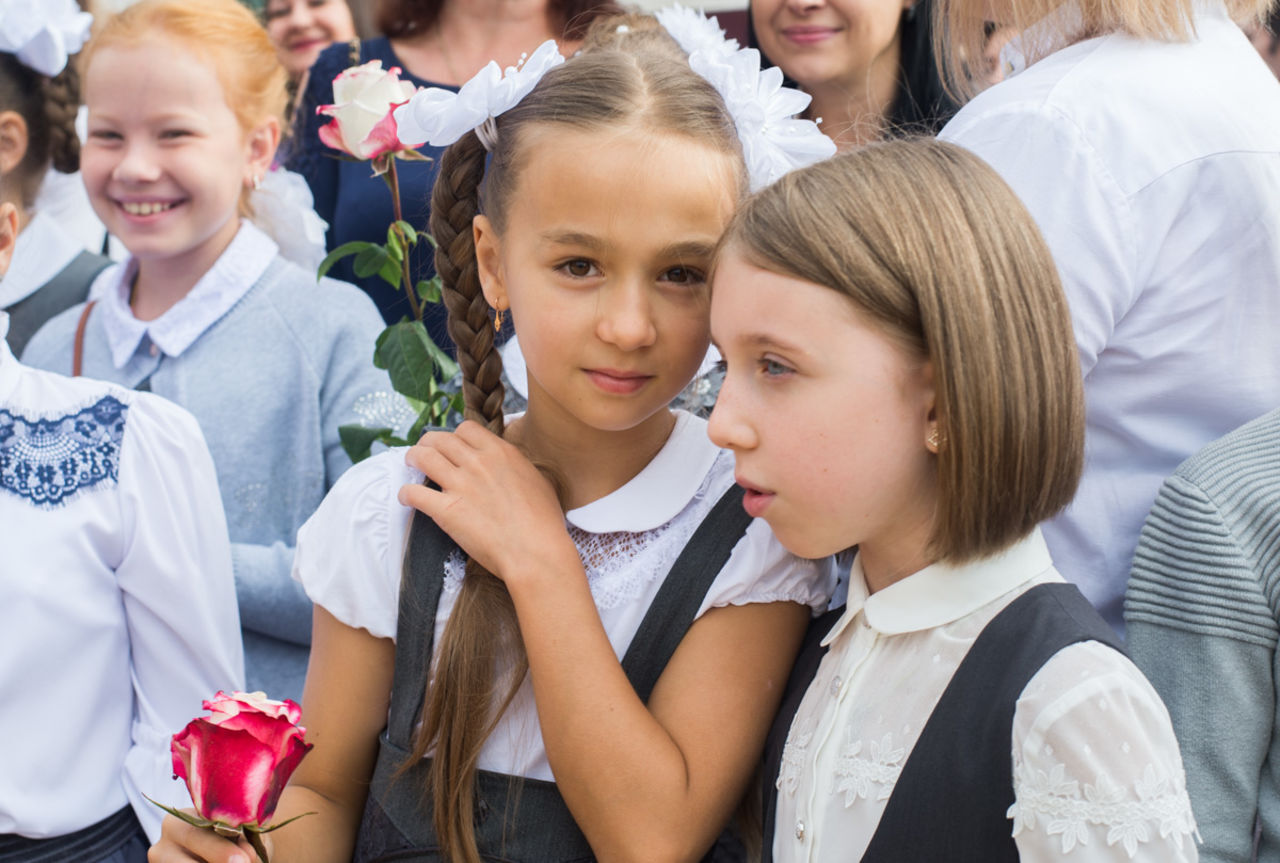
[764,530,1198,862]
[0,312,243,860]
[0,210,108,356]
[294,410,837,860]
[21,220,396,703]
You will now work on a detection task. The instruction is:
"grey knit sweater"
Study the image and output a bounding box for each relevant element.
[22,254,393,703]
[1126,407,1280,863]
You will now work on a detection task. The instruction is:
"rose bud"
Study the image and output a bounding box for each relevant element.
[317,60,418,161]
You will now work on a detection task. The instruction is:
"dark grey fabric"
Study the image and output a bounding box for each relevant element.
[4,251,109,357]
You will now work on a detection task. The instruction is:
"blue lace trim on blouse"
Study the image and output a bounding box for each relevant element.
[0,395,128,507]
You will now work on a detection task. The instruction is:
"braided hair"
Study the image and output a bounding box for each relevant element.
[0,53,81,209]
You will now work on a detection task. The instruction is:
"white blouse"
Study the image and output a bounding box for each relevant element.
[0,314,244,841]
[294,409,836,781]
[773,531,1198,862]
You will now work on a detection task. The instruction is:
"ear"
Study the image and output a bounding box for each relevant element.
[242,116,281,189]
[0,201,20,277]
[0,111,29,176]
[473,214,507,312]
[920,359,940,452]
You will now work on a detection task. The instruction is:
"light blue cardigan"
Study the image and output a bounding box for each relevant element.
[23,252,393,702]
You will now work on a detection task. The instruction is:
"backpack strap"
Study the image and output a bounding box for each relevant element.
[72,299,98,378]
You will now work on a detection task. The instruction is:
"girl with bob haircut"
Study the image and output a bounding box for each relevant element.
[709,138,1199,861]
[152,11,833,863]
[936,0,1280,633]
[22,0,389,704]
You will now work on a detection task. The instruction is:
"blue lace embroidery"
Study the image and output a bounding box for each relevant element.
[0,395,128,507]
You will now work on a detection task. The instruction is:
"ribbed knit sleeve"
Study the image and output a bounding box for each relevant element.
[1125,408,1280,863]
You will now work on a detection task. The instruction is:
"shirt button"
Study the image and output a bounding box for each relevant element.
[795,820,805,840]
[830,676,843,697]
[149,343,158,356]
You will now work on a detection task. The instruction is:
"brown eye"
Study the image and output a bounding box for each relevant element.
[565,260,594,277]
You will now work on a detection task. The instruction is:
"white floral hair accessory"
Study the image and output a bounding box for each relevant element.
[654,4,835,191]
[0,0,93,78]
[249,169,330,273]
[393,39,565,151]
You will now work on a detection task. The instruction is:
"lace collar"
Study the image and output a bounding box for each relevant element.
[0,312,16,404]
[565,410,721,534]
[96,221,278,370]
[0,212,83,309]
[822,529,1053,643]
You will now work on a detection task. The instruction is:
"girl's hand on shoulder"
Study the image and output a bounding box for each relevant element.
[149,812,266,863]
[399,421,576,582]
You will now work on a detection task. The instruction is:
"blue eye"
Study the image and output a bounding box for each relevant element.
[761,358,792,377]
[712,358,728,375]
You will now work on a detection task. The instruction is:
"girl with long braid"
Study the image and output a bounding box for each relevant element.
[152,11,835,863]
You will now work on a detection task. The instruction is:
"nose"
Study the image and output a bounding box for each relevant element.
[596,280,657,352]
[707,370,758,452]
[111,139,162,185]
[286,4,312,27]
[784,0,826,12]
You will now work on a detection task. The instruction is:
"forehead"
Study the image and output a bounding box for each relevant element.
[501,125,741,250]
[85,37,230,114]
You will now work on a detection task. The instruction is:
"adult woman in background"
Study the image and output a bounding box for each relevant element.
[937,0,1280,632]
[750,0,955,148]
[263,0,357,91]
[288,0,618,337]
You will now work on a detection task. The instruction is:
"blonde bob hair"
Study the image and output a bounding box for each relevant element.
[936,0,1278,100]
[720,138,1085,564]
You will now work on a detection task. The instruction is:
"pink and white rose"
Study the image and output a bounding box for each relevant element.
[317,60,418,161]
[170,691,313,830]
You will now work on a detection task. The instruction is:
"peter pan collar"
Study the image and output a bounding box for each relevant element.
[821,529,1053,645]
[565,410,722,533]
[97,221,278,369]
[0,212,82,309]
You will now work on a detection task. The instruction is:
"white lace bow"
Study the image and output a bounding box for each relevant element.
[0,0,92,77]
[654,4,836,191]
[393,39,566,149]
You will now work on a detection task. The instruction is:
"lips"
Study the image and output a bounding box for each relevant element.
[780,26,841,45]
[736,476,776,518]
[585,368,653,395]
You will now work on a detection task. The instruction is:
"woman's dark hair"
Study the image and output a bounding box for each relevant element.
[747,0,957,136]
[0,53,81,209]
[376,0,621,40]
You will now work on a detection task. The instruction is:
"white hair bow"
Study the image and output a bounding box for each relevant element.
[654,4,835,191]
[0,0,93,78]
[393,39,565,150]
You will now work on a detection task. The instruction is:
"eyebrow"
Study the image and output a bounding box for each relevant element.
[656,240,718,262]
[539,230,606,251]
[538,233,718,262]
[716,332,811,358]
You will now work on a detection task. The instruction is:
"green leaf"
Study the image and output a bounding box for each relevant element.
[376,255,402,289]
[416,277,442,305]
[395,220,418,246]
[423,232,439,249]
[142,794,217,831]
[251,811,318,835]
[352,245,392,279]
[339,424,394,463]
[317,241,371,280]
[376,321,438,402]
[424,334,458,380]
[384,229,405,262]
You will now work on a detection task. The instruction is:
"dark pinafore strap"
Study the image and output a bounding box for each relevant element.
[0,805,144,863]
[763,582,1125,863]
[4,250,110,358]
[353,484,752,863]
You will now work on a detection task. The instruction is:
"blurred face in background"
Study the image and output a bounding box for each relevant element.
[264,0,356,79]
[751,0,914,94]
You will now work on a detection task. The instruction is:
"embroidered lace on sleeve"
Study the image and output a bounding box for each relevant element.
[1008,641,1199,861]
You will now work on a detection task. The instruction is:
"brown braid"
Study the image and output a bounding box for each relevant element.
[43,64,81,175]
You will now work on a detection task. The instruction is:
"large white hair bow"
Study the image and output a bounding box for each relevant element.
[0,0,93,78]
[394,39,565,150]
[654,4,835,191]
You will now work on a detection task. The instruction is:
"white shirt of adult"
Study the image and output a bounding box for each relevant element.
[939,0,1280,628]
[773,530,1198,862]
[295,410,837,781]
[0,312,245,841]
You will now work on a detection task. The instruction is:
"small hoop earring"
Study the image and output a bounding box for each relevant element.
[493,307,504,333]
[926,427,940,451]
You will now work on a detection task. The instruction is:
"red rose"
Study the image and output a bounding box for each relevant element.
[171,691,313,829]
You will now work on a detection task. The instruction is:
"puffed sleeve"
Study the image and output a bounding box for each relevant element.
[696,518,838,619]
[940,105,1137,378]
[1007,641,1199,861]
[292,448,416,641]
[115,393,245,842]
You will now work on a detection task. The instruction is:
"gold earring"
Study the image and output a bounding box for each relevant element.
[926,427,940,451]
[493,307,504,332]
